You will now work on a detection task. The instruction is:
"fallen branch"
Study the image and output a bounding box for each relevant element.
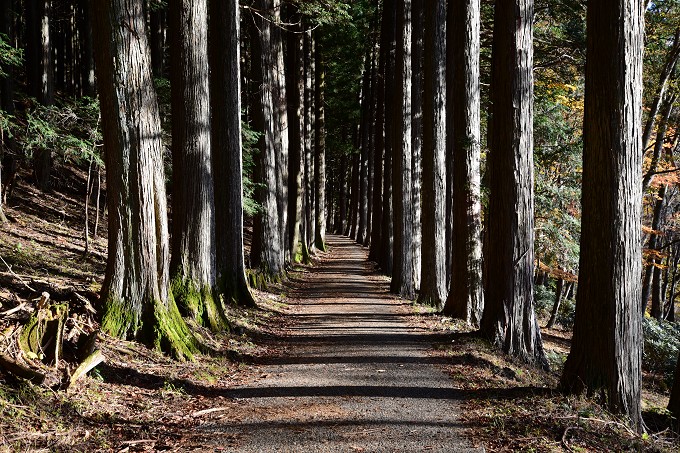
[0,352,45,384]
[0,302,26,317]
[191,406,232,417]
[67,349,104,388]
[0,254,37,292]
[561,426,580,452]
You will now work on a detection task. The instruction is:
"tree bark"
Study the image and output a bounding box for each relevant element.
[417,0,446,308]
[369,0,389,263]
[285,10,305,263]
[357,51,371,244]
[92,0,196,359]
[390,0,415,298]
[561,0,644,429]
[303,29,316,254]
[641,184,668,314]
[547,277,564,329]
[669,349,680,422]
[411,0,423,290]
[442,0,484,326]
[169,0,223,328]
[480,0,546,367]
[314,36,327,251]
[209,0,254,306]
[249,0,284,277]
[149,2,166,77]
[78,0,95,96]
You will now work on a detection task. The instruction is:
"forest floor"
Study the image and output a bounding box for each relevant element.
[0,167,678,452]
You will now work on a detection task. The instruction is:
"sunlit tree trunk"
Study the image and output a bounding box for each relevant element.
[78,0,95,96]
[314,36,326,251]
[480,0,546,367]
[249,0,284,276]
[417,0,446,308]
[169,0,223,329]
[391,0,415,298]
[561,0,644,429]
[411,0,423,290]
[286,8,305,263]
[92,0,196,359]
[357,50,371,244]
[443,0,484,326]
[209,0,255,307]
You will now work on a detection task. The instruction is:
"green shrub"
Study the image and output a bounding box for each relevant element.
[642,317,680,383]
[534,283,555,317]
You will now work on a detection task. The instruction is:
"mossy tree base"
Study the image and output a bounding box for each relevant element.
[171,277,226,332]
[101,295,199,361]
[247,269,286,292]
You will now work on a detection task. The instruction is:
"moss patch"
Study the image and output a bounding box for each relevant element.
[171,277,226,332]
[149,294,200,361]
[101,297,137,339]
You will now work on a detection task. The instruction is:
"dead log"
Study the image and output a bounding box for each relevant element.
[0,352,45,384]
[67,349,104,388]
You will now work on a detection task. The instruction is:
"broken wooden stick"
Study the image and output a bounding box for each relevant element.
[0,352,46,384]
[68,349,105,388]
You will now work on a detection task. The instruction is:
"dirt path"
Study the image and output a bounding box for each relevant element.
[199,235,481,452]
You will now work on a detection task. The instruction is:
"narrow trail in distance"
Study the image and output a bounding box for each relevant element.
[201,235,482,452]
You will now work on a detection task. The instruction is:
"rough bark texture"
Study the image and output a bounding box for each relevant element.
[443,0,484,326]
[357,51,371,244]
[149,3,166,77]
[209,0,255,306]
[379,0,396,276]
[480,0,546,367]
[368,0,388,263]
[303,29,316,254]
[249,0,284,277]
[411,0,423,291]
[271,0,289,262]
[286,12,305,263]
[417,0,446,309]
[561,0,644,429]
[92,0,196,359]
[390,0,415,298]
[169,0,221,329]
[26,0,54,105]
[314,37,326,252]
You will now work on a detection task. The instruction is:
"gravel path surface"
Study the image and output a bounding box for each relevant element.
[201,235,482,452]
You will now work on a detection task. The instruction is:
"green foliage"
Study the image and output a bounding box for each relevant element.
[242,120,262,216]
[292,0,352,26]
[555,298,576,329]
[533,284,555,317]
[19,97,102,167]
[642,317,680,383]
[0,32,23,78]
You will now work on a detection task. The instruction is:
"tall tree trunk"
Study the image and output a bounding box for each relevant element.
[26,0,54,192]
[411,0,423,290]
[480,0,546,367]
[666,245,679,321]
[357,51,371,244]
[561,0,644,429]
[417,0,446,308]
[369,0,388,262]
[169,0,222,329]
[92,0,196,359]
[209,0,254,307]
[0,0,15,224]
[669,349,680,421]
[338,153,348,234]
[391,0,415,298]
[249,0,284,277]
[641,184,668,314]
[272,0,289,262]
[547,277,564,329]
[286,11,305,263]
[442,0,484,326]
[304,29,316,253]
[314,36,326,251]
[78,0,95,96]
[642,94,676,192]
[379,0,396,275]
[149,2,166,77]
[641,28,680,152]
[349,151,360,237]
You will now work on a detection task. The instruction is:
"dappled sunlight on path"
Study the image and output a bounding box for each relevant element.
[199,235,482,452]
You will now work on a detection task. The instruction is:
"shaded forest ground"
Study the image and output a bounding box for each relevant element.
[0,167,678,451]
